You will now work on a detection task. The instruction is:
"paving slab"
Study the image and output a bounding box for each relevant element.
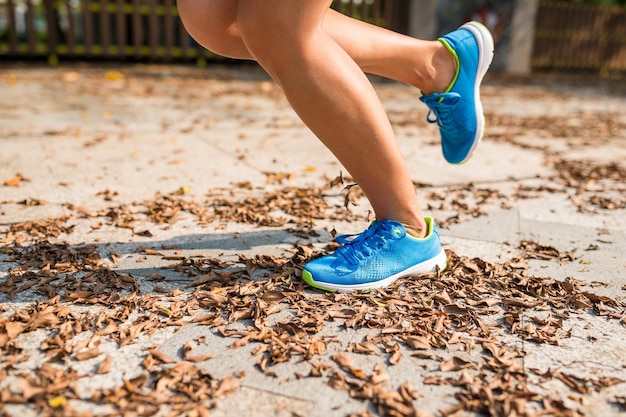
[1,65,625,417]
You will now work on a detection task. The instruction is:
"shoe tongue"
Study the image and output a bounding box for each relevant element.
[420,92,461,107]
[435,92,461,106]
[376,220,405,239]
[391,225,407,240]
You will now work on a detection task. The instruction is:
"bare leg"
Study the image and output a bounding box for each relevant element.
[188,0,429,237]
[177,0,454,94]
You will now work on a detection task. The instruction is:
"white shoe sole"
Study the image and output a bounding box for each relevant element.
[312,249,447,293]
[456,21,495,165]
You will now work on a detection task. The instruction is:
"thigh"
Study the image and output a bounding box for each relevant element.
[177,0,251,59]
[236,0,333,38]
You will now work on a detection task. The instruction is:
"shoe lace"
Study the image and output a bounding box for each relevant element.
[335,221,406,265]
[420,92,461,130]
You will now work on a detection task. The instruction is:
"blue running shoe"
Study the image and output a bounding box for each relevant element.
[301,217,447,292]
[420,21,494,165]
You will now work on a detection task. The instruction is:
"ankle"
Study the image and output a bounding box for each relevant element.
[404,222,427,239]
[420,42,456,95]
[413,59,437,93]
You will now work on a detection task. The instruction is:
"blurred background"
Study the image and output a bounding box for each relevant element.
[0,0,625,76]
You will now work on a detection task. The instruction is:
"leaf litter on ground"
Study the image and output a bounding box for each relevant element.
[1,174,625,416]
[1,78,626,416]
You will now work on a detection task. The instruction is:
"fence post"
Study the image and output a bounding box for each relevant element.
[164,0,174,59]
[25,0,36,55]
[132,0,142,59]
[83,0,94,56]
[44,0,59,64]
[100,0,111,56]
[506,0,539,74]
[115,0,126,57]
[64,0,77,54]
[148,0,158,60]
[6,0,18,53]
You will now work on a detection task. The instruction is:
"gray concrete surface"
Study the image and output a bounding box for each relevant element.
[0,65,625,417]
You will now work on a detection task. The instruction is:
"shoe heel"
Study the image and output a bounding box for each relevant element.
[456,21,495,164]
[461,21,495,80]
[433,249,448,272]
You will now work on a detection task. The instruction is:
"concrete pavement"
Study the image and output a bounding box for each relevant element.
[0,64,625,417]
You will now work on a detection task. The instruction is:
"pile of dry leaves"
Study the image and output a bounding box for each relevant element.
[1,173,625,417]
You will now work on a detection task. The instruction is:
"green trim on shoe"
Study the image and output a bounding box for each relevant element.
[301,269,336,292]
[438,38,460,94]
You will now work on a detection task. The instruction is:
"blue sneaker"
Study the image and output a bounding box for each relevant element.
[420,21,494,165]
[301,217,447,292]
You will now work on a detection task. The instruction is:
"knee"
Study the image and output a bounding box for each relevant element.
[236,8,311,74]
[177,0,246,58]
[236,10,280,61]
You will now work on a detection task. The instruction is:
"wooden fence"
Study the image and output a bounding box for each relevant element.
[4,0,625,72]
[0,0,190,62]
[0,0,404,63]
[533,0,626,72]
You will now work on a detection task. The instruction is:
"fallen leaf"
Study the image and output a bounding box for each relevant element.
[96,355,112,374]
[148,349,177,364]
[75,347,101,361]
[214,375,240,397]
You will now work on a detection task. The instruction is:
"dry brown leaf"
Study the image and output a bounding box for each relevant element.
[75,347,101,361]
[261,290,287,303]
[403,335,431,350]
[440,356,475,372]
[214,375,240,397]
[389,350,402,366]
[308,340,326,357]
[189,273,214,287]
[370,365,389,385]
[3,173,25,187]
[328,372,350,391]
[148,349,177,364]
[555,373,590,394]
[96,355,112,374]
[332,352,354,370]
[3,321,27,340]
[185,354,214,363]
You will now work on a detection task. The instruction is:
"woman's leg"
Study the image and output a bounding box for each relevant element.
[230,0,426,237]
[177,0,455,94]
